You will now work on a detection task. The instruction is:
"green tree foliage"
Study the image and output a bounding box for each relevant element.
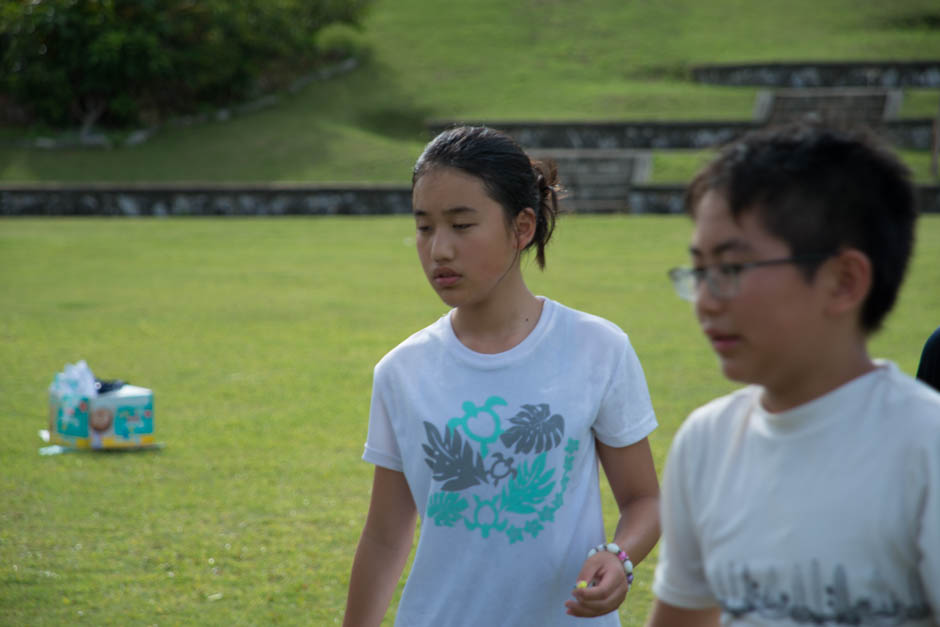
[0,0,372,130]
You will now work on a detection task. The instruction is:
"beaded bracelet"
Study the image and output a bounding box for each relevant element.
[587,542,634,589]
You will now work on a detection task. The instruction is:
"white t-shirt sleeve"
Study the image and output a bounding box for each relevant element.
[592,335,658,446]
[652,418,720,609]
[361,364,403,471]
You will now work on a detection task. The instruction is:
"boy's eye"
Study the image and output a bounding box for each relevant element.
[717,263,744,278]
[453,223,474,230]
[416,224,431,233]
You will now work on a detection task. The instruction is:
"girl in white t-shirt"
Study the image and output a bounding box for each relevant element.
[343,126,660,626]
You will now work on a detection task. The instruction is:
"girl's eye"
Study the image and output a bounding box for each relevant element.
[453,223,474,230]
[416,224,430,233]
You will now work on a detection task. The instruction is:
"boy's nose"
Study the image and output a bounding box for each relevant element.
[694,280,724,317]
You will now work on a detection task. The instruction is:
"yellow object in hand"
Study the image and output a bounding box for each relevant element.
[576,580,589,589]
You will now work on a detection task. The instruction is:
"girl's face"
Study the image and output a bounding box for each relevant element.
[412,166,524,309]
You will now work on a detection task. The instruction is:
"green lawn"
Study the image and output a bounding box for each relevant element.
[2,215,938,625]
[0,0,938,183]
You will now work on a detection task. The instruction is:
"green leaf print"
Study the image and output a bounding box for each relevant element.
[427,492,469,527]
[499,453,556,514]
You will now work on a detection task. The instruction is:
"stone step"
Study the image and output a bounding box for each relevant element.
[527,148,650,209]
[755,88,902,126]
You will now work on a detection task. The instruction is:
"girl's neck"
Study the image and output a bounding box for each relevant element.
[451,283,543,355]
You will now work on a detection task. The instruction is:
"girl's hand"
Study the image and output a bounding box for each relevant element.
[563,550,628,618]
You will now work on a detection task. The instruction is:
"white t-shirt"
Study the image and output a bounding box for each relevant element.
[653,362,940,626]
[363,298,658,626]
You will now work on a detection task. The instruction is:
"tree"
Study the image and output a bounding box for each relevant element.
[0,0,372,130]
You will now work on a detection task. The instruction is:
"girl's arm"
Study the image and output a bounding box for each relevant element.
[343,466,417,627]
[565,437,660,618]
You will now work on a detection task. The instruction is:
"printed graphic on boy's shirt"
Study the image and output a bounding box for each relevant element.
[714,560,932,623]
[422,396,579,543]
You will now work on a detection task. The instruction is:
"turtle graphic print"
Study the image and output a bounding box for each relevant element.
[422,395,579,544]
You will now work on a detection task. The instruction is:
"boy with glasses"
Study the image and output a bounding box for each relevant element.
[646,123,940,626]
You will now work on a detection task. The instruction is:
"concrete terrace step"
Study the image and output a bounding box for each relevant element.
[755,88,903,126]
[527,148,651,211]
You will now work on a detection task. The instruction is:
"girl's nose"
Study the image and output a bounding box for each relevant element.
[431,231,455,261]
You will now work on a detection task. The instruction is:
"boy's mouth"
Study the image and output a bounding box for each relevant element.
[705,329,741,353]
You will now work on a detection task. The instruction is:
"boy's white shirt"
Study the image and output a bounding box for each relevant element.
[363,297,657,626]
[653,361,940,625]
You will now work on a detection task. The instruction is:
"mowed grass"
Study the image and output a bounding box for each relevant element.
[0,0,939,183]
[2,215,938,625]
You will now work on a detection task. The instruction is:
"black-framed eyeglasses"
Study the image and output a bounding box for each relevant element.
[668,254,833,302]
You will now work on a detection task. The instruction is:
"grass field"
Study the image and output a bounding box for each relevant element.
[2,1,940,624]
[2,215,938,625]
[0,0,939,183]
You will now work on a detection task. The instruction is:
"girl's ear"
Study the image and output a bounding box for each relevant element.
[513,207,537,250]
[824,248,872,319]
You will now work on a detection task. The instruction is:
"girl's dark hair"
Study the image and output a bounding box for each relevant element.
[412,125,563,269]
[685,122,917,334]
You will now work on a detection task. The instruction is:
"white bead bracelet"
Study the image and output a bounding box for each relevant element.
[587,542,635,589]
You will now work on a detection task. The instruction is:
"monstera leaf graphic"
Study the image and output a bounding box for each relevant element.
[422,421,488,491]
[499,404,564,454]
[500,453,556,514]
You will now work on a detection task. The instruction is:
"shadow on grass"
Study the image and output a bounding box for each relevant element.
[881,11,940,30]
[345,60,436,142]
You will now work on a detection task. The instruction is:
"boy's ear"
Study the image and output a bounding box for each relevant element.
[513,207,537,250]
[823,248,872,318]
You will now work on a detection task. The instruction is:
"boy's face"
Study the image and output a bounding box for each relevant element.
[689,190,831,395]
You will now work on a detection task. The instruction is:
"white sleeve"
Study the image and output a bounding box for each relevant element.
[652,420,720,609]
[361,365,403,471]
[592,336,658,446]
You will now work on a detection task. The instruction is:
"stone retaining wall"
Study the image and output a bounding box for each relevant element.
[2,182,937,216]
[691,61,940,88]
[627,184,940,215]
[428,119,935,150]
[0,183,414,217]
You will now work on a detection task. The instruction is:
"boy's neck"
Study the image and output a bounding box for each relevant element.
[760,342,877,413]
[451,282,543,354]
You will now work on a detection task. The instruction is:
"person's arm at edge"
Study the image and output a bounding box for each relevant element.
[343,466,417,627]
[646,599,721,627]
[565,437,661,617]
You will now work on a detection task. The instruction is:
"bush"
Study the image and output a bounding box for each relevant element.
[315,22,370,64]
[0,0,374,130]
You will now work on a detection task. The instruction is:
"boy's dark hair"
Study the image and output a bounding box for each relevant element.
[412,125,562,269]
[686,122,917,334]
